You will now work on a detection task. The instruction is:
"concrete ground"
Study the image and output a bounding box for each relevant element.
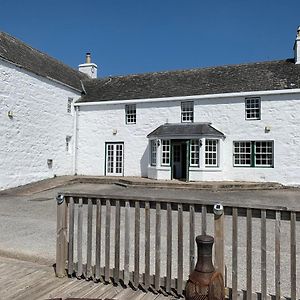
[0,178,299,298]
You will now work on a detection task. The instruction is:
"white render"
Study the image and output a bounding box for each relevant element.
[75,92,300,185]
[0,59,81,190]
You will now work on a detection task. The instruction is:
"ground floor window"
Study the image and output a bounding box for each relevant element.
[190,139,200,166]
[161,140,170,166]
[233,141,274,167]
[205,139,219,167]
[106,142,124,176]
[150,140,157,166]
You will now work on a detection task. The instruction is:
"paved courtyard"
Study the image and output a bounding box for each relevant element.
[0,179,299,298]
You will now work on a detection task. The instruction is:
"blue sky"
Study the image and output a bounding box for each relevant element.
[1,0,300,77]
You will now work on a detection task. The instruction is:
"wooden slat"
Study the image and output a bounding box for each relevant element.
[95,199,102,280]
[67,197,75,276]
[77,197,83,278]
[214,209,224,277]
[56,196,68,277]
[114,200,121,282]
[275,211,281,300]
[134,201,140,287]
[166,202,172,293]
[177,203,183,295]
[202,205,207,235]
[124,200,130,285]
[144,201,151,288]
[290,211,296,300]
[232,207,238,300]
[246,208,252,300]
[155,202,161,291]
[261,209,267,300]
[105,199,111,282]
[189,204,195,273]
[86,198,93,278]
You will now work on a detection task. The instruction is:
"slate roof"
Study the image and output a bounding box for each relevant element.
[80,59,300,102]
[0,32,88,91]
[147,123,225,138]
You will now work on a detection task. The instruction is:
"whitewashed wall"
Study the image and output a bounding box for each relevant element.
[0,60,80,190]
[76,92,300,185]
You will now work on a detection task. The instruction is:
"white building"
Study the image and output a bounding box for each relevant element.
[1,28,300,189]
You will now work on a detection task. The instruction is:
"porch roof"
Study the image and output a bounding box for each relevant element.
[147,122,225,138]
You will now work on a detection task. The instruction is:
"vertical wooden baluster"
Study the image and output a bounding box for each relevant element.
[166,202,172,293]
[202,205,207,235]
[261,209,267,300]
[275,211,281,300]
[67,197,74,276]
[134,201,140,287]
[214,207,224,277]
[232,208,238,300]
[189,204,195,273]
[246,208,252,300]
[177,203,184,295]
[56,195,68,278]
[155,202,161,291]
[114,200,121,283]
[77,198,83,278]
[290,211,296,300]
[124,200,130,285]
[86,198,93,278]
[95,199,102,280]
[105,199,111,282]
[144,201,151,289]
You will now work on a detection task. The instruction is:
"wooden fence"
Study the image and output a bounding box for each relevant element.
[56,193,299,299]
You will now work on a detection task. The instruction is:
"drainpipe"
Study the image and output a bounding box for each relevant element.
[73,106,79,175]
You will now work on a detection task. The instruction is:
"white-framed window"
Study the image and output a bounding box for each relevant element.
[233,141,274,167]
[233,141,251,166]
[245,97,261,120]
[67,97,73,113]
[161,140,170,166]
[190,139,200,166]
[125,104,136,124]
[181,101,194,123]
[150,140,157,166]
[205,139,219,167]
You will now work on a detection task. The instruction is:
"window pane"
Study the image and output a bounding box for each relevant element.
[255,141,273,167]
[190,139,199,166]
[245,97,261,120]
[151,140,157,166]
[233,141,251,166]
[161,140,170,165]
[125,104,136,124]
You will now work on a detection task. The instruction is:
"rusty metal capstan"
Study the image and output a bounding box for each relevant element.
[185,235,224,300]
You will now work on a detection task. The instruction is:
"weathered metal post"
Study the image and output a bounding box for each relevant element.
[213,203,225,278]
[56,194,68,277]
[185,235,224,300]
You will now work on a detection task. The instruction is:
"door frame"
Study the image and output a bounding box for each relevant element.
[171,139,189,181]
[104,142,124,176]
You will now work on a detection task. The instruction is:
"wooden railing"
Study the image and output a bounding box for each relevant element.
[56,193,299,299]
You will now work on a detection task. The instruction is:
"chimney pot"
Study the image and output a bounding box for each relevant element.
[86,52,91,64]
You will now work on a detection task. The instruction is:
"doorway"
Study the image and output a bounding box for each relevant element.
[171,140,189,180]
[105,142,124,176]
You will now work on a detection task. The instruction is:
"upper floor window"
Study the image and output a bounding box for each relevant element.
[125,104,136,124]
[205,139,219,167]
[233,141,273,167]
[181,101,194,123]
[245,97,261,120]
[67,97,73,113]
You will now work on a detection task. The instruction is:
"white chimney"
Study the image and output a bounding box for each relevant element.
[78,52,98,78]
[294,26,300,64]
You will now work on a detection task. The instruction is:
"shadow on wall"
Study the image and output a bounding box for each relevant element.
[140,145,149,177]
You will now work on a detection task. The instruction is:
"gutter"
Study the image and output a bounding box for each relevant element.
[74,88,300,107]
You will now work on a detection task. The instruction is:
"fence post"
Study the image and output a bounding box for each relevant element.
[214,203,224,278]
[56,194,68,277]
